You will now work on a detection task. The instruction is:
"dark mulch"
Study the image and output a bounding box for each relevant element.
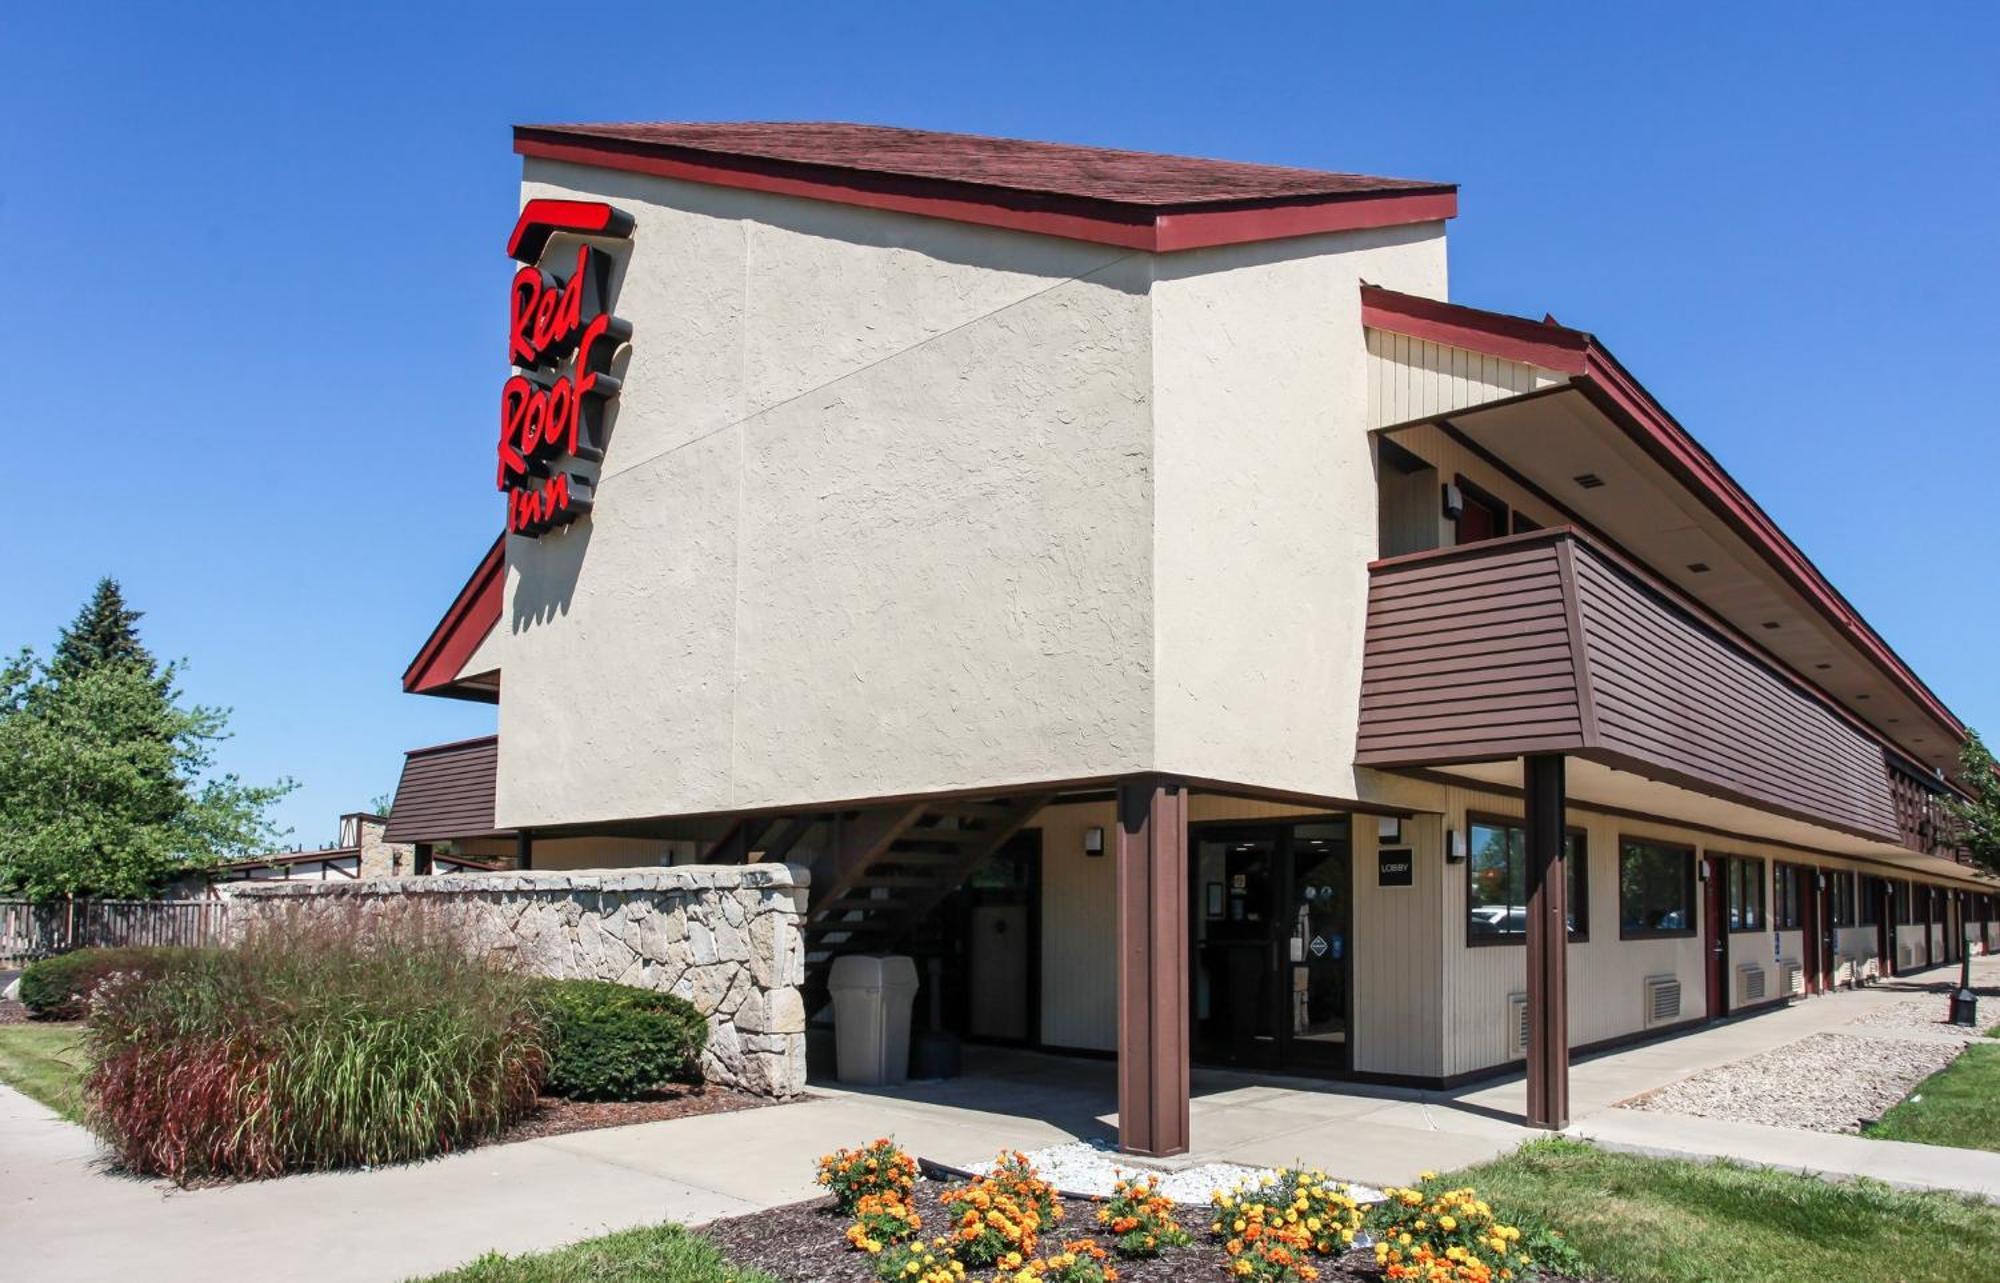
[0,998,30,1025]
[496,1085,785,1143]
[701,1180,1387,1283]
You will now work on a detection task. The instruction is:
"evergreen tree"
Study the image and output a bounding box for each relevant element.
[0,582,293,899]
[51,577,159,685]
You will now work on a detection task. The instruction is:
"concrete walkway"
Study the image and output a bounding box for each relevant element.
[6,959,1994,1281]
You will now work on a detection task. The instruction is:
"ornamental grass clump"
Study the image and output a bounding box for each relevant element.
[1209,1167,1366,1282]
[83,902,543,1182]
[1096,1175,1191,1258]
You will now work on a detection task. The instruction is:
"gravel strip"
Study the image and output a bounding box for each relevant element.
[966,1141,1384,1205]
[1620,1031,1962,1132]
[1845,996,1989,1042]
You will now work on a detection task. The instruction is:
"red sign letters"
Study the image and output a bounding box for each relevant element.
[498,199,635,536]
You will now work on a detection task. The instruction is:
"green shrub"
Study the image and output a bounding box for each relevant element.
[19,947,184,1021]
[529,978,707,1100]
[82,902,543,1182]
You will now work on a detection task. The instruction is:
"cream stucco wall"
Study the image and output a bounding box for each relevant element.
[1149,229,1446,799]
[493,160,1448,829]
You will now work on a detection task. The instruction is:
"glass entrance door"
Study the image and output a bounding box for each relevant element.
[1190,819,1352,1072]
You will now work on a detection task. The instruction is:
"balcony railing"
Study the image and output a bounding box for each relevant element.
[1358,527,1906,847]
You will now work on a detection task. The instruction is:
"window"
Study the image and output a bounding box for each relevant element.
[1774,863,1803,929]
[1466,817,1588,943]
[1829,871,1855,927]
[1510,511,1543,535]
[1858,876,1879,926]
[1619,838,1695,938]
[1724,855,1765,931]
[1896,880,1915,926]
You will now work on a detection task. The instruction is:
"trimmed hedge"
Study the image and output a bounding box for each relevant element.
[530,979,707,1100]
[19,948,183,1021]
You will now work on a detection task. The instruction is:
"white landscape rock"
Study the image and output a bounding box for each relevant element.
[970,1142,1384,1206]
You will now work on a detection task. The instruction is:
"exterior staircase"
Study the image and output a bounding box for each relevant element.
[709,794,1053,1017]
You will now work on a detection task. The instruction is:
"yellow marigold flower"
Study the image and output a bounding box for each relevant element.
[1439,1215,1456,1231]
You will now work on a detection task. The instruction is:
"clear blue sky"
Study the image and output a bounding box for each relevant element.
[4,3,1994,846]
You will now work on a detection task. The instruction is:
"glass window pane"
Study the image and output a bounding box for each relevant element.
[1468,822,1523,937]
[1620,840,1692,935]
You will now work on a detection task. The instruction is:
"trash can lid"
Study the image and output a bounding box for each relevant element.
[828,953,920,990]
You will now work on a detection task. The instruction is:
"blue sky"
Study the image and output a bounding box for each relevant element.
[3,3,1994,845]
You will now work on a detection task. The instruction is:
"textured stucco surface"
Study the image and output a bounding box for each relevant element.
[492,159,1450,827]
[498,162,1156,827]
[228,865,809,1097]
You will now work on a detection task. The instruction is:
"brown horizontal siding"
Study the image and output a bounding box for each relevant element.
[382,736,508,843]
[1358,530,1904,844]
[1359,538,1586,763]
[1571,547,1900,840]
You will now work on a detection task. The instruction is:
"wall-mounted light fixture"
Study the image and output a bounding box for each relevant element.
[1441,482,1465,521]
[1445,827,1466,864]
[1377,815,1403,844]
[1083,826,1105,858]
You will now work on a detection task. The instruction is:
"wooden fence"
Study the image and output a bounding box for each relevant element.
[0,898,230,964]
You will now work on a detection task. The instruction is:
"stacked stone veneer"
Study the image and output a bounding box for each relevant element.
[225,864,809,1097]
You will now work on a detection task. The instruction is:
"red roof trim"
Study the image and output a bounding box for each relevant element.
[1361,286,1967,743]
[403,536,504,700]
[514,131,1456,253]
[1360,286,1588,373]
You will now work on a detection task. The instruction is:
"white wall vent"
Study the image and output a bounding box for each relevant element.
[1507,992,1529,1060]
[1642,975,1682,1028]
[1736,964,1766,1004]
[1898,942,1917,969]
[1780,959,1803,995]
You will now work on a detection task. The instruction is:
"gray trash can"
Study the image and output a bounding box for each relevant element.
[828,954,920,1085]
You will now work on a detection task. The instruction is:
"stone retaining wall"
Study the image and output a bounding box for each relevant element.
[226,864,809,1097]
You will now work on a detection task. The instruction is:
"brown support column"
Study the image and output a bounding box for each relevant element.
[516,830,534,871]
[1523,754,1569,1130]
[1115,775,1189,1157]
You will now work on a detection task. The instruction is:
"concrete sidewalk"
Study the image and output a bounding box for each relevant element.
[7,960,1994,1281]
[1571,1107,2000,1201]
[0,1076,1089,1283]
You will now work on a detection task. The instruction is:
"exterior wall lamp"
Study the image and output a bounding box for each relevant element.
[1445,827,1466,864]
[1083,826,1105,857]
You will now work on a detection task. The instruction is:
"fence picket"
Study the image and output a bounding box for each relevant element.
[0,898,228,964]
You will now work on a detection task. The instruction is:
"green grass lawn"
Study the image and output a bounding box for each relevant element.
[0,1023,87,1121]
[1863,1043,2000,1153]
[1455,1137,2000,1283]
[410,1224,777,1283]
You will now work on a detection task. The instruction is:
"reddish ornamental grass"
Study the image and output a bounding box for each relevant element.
[82,903,543,1183]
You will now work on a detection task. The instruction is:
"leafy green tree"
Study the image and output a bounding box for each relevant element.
[0,583,294,900]
[1945,730,2000,878]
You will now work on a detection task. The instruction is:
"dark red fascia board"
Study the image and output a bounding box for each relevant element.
[513,129,1458,253]
[402,732,500,758]
[1360,285,1967,744]
[402,536,504,701]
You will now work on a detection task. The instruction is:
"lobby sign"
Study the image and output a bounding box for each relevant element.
[1377,849,1414,887]
[497,199,635,536]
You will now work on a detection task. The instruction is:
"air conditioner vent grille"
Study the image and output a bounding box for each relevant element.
[1643,975,1682,1027]
[1507,992,1529,1059]
[1737,964,1766,1004]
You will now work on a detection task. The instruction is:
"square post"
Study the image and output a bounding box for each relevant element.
[1523,753,1569,1130]
[1116,775,1189,1157]
[516,830,534,871]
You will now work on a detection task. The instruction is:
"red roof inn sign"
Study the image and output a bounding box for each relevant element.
[498,199,635,536]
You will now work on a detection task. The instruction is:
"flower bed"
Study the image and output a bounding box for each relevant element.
[701,1145,1583,1283]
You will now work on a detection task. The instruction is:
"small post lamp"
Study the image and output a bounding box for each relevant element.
[1950,928,1979,1028]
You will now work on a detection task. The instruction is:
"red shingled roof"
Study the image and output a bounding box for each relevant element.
[513,122,1457,252]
